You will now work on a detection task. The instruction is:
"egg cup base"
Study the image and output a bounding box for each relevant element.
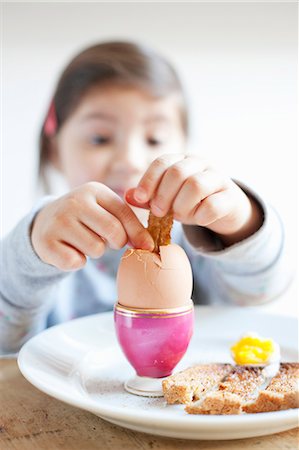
[124,375,168,397]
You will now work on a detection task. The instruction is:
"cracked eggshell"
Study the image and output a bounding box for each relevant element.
[116,244,193,309]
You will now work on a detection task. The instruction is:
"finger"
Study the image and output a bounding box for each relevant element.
[172,170,228,223]
[80,205,128,250]
[193,191,232,227]
[59,219,107,257]
[93,186,154,251]
[44,240,87,272]
[133,154,185,204]
[125,188,151,209]
[150,156,210,217]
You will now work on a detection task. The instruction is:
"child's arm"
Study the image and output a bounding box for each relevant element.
[0,183,154,354]
[0,198,68,354]
[126,154,291,304]
[180,185,291,305]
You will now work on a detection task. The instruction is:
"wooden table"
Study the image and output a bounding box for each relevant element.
[0,359,297,450]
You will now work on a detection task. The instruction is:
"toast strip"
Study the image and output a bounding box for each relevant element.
[147,211,173,253]
[162,363,232,405]
[243,363,299,413]
[186,366,265,415]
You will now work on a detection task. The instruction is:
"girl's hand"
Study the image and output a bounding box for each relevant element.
[31,182,154,271]
[126,154,263,246]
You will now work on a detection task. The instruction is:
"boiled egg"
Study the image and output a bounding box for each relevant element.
[116,244,193,309]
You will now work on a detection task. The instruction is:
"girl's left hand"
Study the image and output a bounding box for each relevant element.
[125,154,263,246]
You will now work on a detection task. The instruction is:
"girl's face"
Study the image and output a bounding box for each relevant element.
[52,85,186,197]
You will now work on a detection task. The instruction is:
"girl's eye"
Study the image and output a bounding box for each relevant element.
[90,135,111,146]
[147,137,163,147]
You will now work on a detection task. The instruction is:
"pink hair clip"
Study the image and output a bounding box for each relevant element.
[44,100,57,137]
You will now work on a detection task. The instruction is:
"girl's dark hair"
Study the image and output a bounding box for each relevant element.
[39,41,188,177]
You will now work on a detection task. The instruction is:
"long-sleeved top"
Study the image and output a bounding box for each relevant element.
[0,183,290,354]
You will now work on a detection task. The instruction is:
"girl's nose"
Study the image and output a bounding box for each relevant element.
[111,139,147,174]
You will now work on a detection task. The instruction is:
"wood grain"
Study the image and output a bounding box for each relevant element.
[0,359,298,450]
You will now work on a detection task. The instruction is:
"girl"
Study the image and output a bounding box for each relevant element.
[0,41,288,353]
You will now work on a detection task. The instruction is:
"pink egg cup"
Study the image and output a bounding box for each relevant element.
[114,301,194,397]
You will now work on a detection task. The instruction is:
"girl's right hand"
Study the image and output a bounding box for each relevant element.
[31,182,154,271]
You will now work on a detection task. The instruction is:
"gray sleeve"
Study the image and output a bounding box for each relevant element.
[182,185,292,306]
[0,197,68,354]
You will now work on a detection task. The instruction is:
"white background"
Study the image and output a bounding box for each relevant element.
[1,2,298,315]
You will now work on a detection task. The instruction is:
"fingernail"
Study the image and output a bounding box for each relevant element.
[134,187,147,203]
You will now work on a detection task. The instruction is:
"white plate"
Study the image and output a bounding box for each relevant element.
[18,306,298,440]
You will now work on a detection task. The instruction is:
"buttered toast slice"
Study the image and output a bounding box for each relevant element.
[185,366,265,415]
[162,363,232,404]
[243,363,299,413]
